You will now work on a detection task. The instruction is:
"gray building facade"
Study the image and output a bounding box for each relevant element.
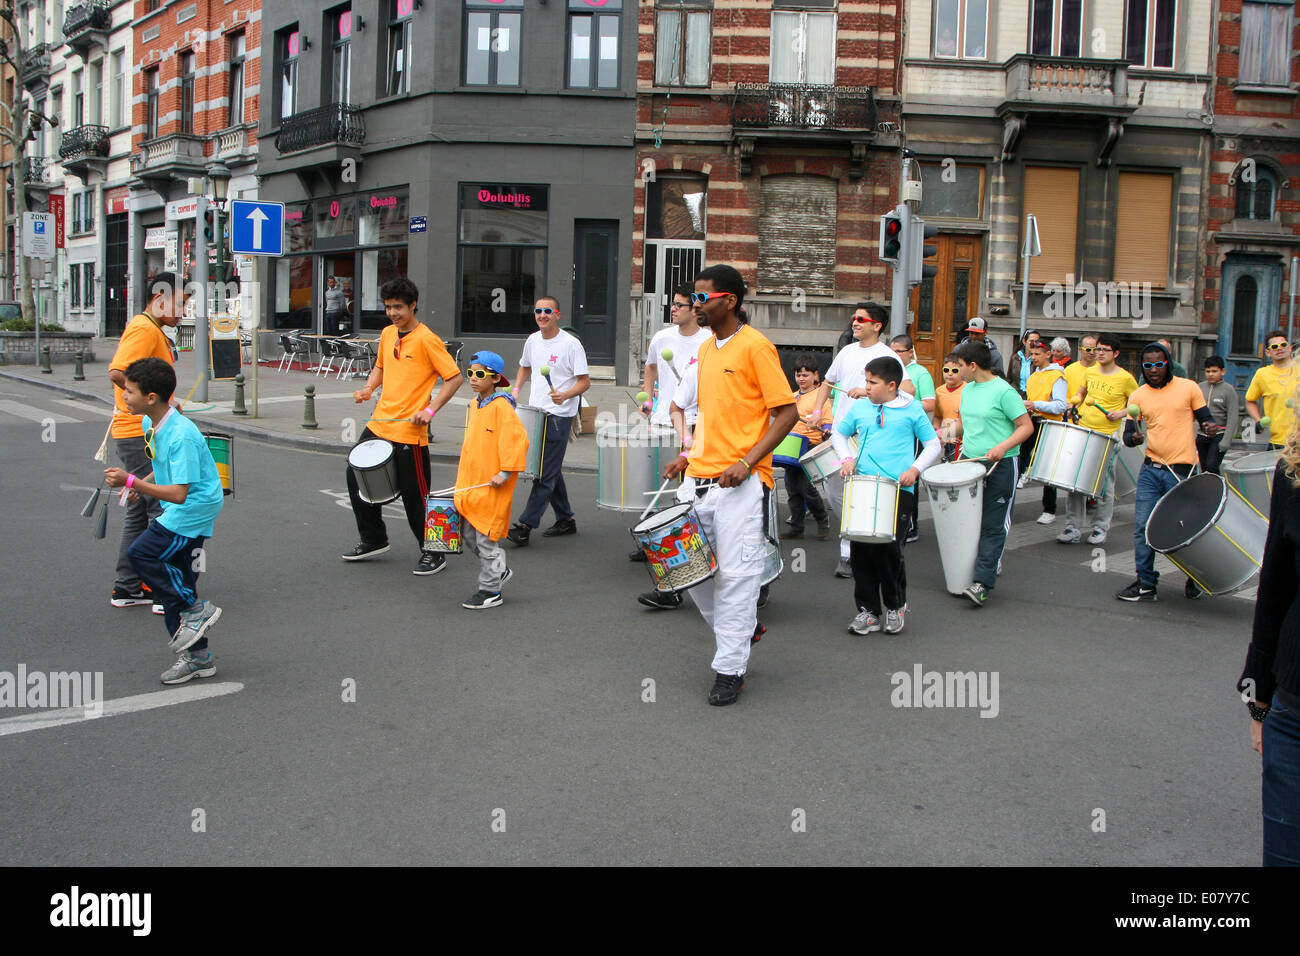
[257,0,636,378]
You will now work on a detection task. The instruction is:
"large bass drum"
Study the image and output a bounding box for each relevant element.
[1145,473,1268,596]
[1027,420,1117,496]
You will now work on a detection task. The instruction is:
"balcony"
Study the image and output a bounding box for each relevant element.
[63,2,112,59]
[730,84,876,177]
[275,104,366,154]
[999,55,1136,164]
[213,124,257,164]
[130,132,208,193]
[58,124,110,179]
[21,44,51,92]
[23,157,50,186]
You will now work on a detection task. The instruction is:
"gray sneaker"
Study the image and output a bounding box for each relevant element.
[161,649,216,685]
[169,600,222,653]
[848,609,881,635]
[1056,527,1082,544]
[883,605,907,634]
[1087,527,1107,545]
[834,559,852,578]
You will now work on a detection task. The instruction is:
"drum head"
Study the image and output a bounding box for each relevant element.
[1146,474,1226,551]
[1230,451,1281,475]
[349,439,393,468]
[922,460,986,488]
[632,501,694,534]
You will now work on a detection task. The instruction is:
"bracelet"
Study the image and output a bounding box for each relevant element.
[739,457,752,472]
[423,406,434,418]
[679,451,689,459]
[1247,701,1270,722]
[126,474,136,489]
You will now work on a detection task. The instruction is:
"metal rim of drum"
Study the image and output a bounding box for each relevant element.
[630,502,717,594]
[922,460,987,488]
[842,474,899,543]
[1224,451,1280,517]
[349,439,399,505]
[596,424,680,512]
[1028,421,1115,496]
[1145,473,1263,594]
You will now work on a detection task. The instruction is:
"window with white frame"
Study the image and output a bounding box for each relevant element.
[329,6,353,104]
[1124,0,1177,69]
[770,11,836,84]
[145,67,159,139]
[180,51,196,134]
[70,264,82,309]
[1239,1,1294,87]
[90,59,103,125]
[84,265,94,309]
[110,51,124,129]
[1031,0,1084,57]
[279,26,300,119]
[655,1,711,87]
[933,0,988,59]
[228,32,246,126]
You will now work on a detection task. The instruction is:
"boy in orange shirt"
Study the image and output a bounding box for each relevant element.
[454,351,529,609]
[933,353,964,460]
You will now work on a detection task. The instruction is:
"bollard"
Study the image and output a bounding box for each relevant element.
[302,384,318,429]
[40,345,53,373]
[73,350,85,381]
[232,373,248,416]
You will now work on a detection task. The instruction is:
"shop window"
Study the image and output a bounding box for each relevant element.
[274,256,315,329]
[315,197,357,242]
[465,0,523,87]
[568,0,622,90]
[458,183,548,335]
[359,190,411,245]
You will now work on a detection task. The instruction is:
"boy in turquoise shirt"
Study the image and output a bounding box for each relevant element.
[832,356,941,636]
[105,357,225,684]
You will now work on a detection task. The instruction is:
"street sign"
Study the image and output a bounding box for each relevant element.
[230,200,285,257]
[22,213,55,260]
[49,195,65,248]
[409,216,428,234]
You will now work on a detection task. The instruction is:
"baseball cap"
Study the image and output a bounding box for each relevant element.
[467,350,510,387]
[966,317,987,333]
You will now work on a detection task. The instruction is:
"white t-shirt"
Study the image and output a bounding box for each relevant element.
[672,364,697,417]
[647,325,711,425]
[520,328,590,417]
[825,341,912,427]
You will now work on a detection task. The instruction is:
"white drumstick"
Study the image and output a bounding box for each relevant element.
[428,481,496,496]
[640,478,676,520]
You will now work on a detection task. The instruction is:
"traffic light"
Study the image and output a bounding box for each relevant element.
[879,208,905,266]
[202,209,217,245]
[908,216,939,286]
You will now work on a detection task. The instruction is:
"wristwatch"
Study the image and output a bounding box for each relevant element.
[1247,700,1270,722]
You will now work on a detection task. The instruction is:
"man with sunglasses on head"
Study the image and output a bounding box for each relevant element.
[343,277,463,573]
[812,303,915,577]
[1117,342,1221,602]
[507,296,591,546]
[1246,331,1300,450]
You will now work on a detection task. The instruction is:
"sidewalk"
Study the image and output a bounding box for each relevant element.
[0,337,647,472]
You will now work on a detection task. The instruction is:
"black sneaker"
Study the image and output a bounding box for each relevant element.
[1116,579,1157,602]
[110,585,153,608]
[637,590,682,610]
[752,622,766,644]
[708,672,745,706]
[1184,578,1203,600]
[413,552,447,576]
[628,548,647,562]
[342,541,390,562]
[542,517,578,537]
[905,523,920,544]
[463,589,503,610]
[757,584,770,608]
[506,523,531,546]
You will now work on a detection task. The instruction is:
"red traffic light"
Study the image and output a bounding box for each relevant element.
[884,218,902,238]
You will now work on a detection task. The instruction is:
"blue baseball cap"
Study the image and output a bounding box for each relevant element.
[467,350,509,387]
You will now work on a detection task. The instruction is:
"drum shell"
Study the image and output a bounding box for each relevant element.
[1028,421,1117,495]
[1145,473,1267,595]
[841,475,901,543]
[516,404,545,480]
[348,439,400,505]
[1113,438,1144,498]
[800,435,858,484]
[1223,451,1280,518]
[921,461,987,595]
[422,496,463,554]
[772,433,810,468]
[203,431,234,497]
[761,479,783,585]
[630,503,718,593]
[596,424,679,512]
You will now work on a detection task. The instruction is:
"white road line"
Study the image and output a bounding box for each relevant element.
[0,681,244,737]
[53,399,113,417]
[0,400,80,423]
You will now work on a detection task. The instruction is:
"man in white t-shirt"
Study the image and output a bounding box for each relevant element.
[640,285,712,429]
[811,302,914,577]
[506,297,591,546]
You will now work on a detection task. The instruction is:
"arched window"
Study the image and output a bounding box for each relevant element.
[1231,274,1258,355]
[1235,164,1277,221]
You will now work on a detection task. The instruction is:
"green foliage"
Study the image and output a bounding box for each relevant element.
[0,318,65,332]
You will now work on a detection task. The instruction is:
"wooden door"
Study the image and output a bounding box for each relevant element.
[910,234,982,384]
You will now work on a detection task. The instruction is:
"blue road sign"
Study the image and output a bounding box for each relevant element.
[409,216,427,234]
[230,200,285,257]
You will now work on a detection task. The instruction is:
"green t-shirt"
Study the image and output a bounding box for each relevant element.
[907,361,936,401]
[958,376,1026,458]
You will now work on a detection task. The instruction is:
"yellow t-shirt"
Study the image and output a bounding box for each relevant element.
[1245,362,1300,446]
[110,314,175,439]
[1026,366,1066,421]
[455,395,529,540]
[1063,361,1091,407]
[370,323,461,446]
[687,324,795,489]
[1131,378,1206,466]
[1078,367,1139,435]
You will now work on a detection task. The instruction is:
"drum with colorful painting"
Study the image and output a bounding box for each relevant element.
[202,432,234,497]
[516,404,546,480]
[422,496,463,554]
[630,502,718,594]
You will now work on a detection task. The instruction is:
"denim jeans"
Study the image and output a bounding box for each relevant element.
[519,413,574,528]
[1263,691,1300,866]
[1133,463,1182,588]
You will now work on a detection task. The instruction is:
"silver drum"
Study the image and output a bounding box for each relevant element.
[1145,473,1268,596]
[596,423,680,512]
[1223,451,1280,518]
[348,439,399,504]
[1028,420,1117,496]
[761,478,782,586]
[516,404,545,480]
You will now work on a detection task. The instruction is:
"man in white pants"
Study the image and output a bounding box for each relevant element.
[664,265,797,706]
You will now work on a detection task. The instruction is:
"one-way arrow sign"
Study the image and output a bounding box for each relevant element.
[230,200,285,257]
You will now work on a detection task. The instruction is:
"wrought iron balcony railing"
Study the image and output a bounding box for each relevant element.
[59,125,110,161]
[24,157,49,184]
[63,1,112,41]
[22,44,51,79]
[732,83,876,131]
[274,104,366,154]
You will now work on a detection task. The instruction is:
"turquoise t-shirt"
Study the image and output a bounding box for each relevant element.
[143,411,225,538]
[836,394,938,495]
[958,377,1026,459]
[907,360,936,401]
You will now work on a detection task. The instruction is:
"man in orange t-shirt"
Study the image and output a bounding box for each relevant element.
[663,265,798,707]
[343,277,463,574]
[108,273,187,610]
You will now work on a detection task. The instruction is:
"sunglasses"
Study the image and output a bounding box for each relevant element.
[144,427,155,460]
[689,291,730,305]
[1141,360,1167,370]
[942,366,959,374]
[1079,346,1097,353]
[1266,342,1290,352]
[465,368,496,379]
[534,307,556,315]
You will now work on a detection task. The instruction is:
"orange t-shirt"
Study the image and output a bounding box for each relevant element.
[686,324,796,489]
[792,388,833,444]
[934,382,964,423]
[1131,377,1206,466]
[454,394,530,540]
[110,314,175,439]
[370,323,461,446]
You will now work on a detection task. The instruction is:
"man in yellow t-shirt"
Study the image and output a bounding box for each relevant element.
[107,273,188,611]
[343,277,462,573]
[1021,340,1068,525]
[1245,331,1300,448]
[663,265,798,707]
[1062,332,1099,408]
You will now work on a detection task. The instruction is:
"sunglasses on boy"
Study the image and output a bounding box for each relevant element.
[465,368,497,380]
[942,366,959,374]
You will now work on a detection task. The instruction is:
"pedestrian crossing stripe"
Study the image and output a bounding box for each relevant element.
[0,399,80,423]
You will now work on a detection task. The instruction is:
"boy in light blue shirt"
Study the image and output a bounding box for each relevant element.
[105,357,225,684]
[832,356,941,636]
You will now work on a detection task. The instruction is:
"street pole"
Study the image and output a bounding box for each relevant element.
[1019,256,1031,341]
[193,194,209,403]
[214,202,226,315]
[1289,256,1298,346]
[251,257,261,418]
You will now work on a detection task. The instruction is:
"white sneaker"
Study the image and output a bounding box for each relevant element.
[1017,473,1030,489]
[1087,528,1107,545]
[1056,528,1082,544]
[1036,512,1056,525]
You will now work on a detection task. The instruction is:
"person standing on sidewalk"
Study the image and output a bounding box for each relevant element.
[107,273,189,614]
[343,277,463,574]
[1198,355,1238,475]
[507,297,591,546]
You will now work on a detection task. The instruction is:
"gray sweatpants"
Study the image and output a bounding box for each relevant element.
[461,522,508,592]
[114,434,163,590]
[1064,453,1117,533]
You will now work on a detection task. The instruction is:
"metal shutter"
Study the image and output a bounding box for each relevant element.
[1022,166,1080,284]
[1114,171,1172,288]
[758,175,837,296]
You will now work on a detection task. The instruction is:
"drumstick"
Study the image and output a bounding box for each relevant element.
[427,481,496,496]
[640,478,676,520]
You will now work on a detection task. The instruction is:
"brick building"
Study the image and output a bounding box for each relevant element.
[632,0,905,381]
[1205,0,1300,391]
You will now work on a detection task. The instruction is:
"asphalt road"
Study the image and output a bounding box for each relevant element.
[0,378,1263,865]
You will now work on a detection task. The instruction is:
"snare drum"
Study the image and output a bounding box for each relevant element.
[800,435,858,484]
[348,439,400,504]
[516,404,545,480]
[761,481,783,586]
[422,496,463,554]
[203,432,234,497]
[1146,473,1267,595]
[1223,451,1280,518]
[1027,420,1117,496]
[596,423,679,512]
[773,433,810,468]
[630,503,718,593]
[841,475,901,543]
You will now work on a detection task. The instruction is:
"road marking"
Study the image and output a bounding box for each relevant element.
[0,399,80,423]
[53,399,112,417]
[321,488,405,520]
[0,681,244,737]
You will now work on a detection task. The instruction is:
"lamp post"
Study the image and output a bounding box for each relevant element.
[207,162,231,314]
